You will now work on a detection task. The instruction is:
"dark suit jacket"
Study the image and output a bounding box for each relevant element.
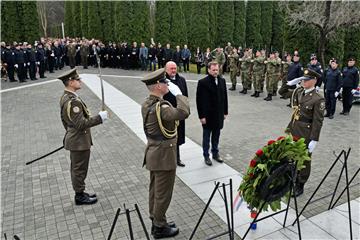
[163,73,189,145]
[196,74,228,130]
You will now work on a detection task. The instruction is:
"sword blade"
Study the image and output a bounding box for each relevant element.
[26,146,64,165]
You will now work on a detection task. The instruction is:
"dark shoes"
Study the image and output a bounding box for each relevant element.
[75,192,97,205]
[239,88,247,94]
[340,111,349,115]
[151,221,177,234]
[177,160,185,167]
[229,85,236,91]
[292,184,304,197]
[329,115,334,119]
[204,156,212,166]
[213,155,224,163]
[152,225,179,239]
[251,91,260,97]
[286,103,292,108]
[264,94,272,101]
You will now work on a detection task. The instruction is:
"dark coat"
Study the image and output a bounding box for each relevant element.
[196,74,228,130]
[163,73,189,145]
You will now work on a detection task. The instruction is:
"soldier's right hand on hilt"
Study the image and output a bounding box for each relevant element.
[99,111,108,122]
[168,81,182,96]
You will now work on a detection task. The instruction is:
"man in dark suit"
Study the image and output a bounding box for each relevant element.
[163,61,189,167]
[196,61,228,166]
[58,68,108,205]
[141,68,190,239]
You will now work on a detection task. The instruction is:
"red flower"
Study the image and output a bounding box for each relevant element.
[256,149,263,157]
[267,140,276,145]
[293,135,300,141]
[277,136,285,141]
[249,159,257,168]
[249,173,254,178]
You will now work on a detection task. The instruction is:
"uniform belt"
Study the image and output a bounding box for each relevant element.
[146,134,175,141]
[298,116,312,123]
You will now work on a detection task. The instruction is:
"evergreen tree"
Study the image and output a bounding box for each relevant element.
[343,26,360,67]
[155,1,172,45]
[233,0,246,48]
[80,1,89,38]
[21,1,39,43]
[188,1,211,50]
[131,1,150,43]
[326,29,345,67]
[216,1,234,46]
[260,1,273,51]
[114,1,133,42]
[208,1,218,48]
[182,1,194,43]
[1,1,21,43]
[64,1,74,37]
[72,1,82,37]
[170,1,187,47]
[271,2,285,56]
[87,1,103,40]
[100,1,115,42]
[245,1,262,48]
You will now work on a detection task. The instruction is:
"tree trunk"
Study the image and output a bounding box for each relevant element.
[319,31,326,69]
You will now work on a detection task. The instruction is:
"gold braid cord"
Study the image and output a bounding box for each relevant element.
[290,87,301,124]
[155,102,179,139]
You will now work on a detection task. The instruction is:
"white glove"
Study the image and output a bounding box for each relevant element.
[24,63,26,67]
[14,64,18,68]
[36,62,40,65]
[335,91,339,98]
[287,77,302,86]
[316,86,320,92]
[351,89,356,95]
[339,87,343,94]
[99,111,108,122]
[27,62,30,66]
[308,140,317,153]
[168,81,182,96]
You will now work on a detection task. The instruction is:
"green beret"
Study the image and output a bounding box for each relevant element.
[58,68,81,84]
[141,68,169,85]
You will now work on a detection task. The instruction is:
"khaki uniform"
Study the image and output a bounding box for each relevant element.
[60,90,102,193]
[239,56,252,90]
[228,52,239,86]
[252,56,266,92]
[67,45,77,68]
[142,94,190,227]
[287,87,325,184]
[80,45,89,68]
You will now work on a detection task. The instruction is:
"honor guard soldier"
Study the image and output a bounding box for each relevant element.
[341,57,359,115]
[58,68,108,205]
[141,68,190,239]
[324,58,342,119]
[286,69,325,197]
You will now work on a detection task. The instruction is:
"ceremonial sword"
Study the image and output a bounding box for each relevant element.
[26,146,64,165]
[93,45,105,111]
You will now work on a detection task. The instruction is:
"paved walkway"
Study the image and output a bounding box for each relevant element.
[1,68,359,239]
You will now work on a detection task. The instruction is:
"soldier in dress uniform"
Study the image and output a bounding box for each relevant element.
[286,68,325,197]
[58,68,108,205]
[141,68,190,239]
[341,57,359,115]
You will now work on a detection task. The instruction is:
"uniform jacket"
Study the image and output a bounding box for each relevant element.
[287,61,303,89]
[324,68,342,91]
[15,49,25,64]
[287,87,325,145]
[142,95,190,171]
[4,48,16,65]
[342,66,359,89]
[163,73,189,145]
[196,74,228,130]
[60,90,102,151]
[307,62,323,87]
[148,47,157,61]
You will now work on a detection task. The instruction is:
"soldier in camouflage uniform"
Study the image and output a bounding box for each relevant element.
[239,48,253,94]
[67,42,77,69]
[211,48,226,76]
[251,49,266,98]
[228,48,239,90]
[80,41,89,69]
[279,54,292,99]
[273,51,282,96]
[264,51,281,101]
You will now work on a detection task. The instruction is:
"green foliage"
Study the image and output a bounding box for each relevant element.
[326,29,345,67]
[271,2,285,55]
[72,1,82,37]
[216,1,234,46]
[155,1,172,45]
[343,26,360,67]
[170,1,187,47]
[131,1,151,44]
[21,1,40,43]
[260,1,273,50]
[182,1,194,43]
[87,1,102,40]
[239,135,310,212]
[114,1,132,42]
[188,1,211,51]
[233,0,246,47]
[64,1,74,37]
[80,1,89,38]
[245,1,262,48]
[100,1,115,42]
[208,1,218,48]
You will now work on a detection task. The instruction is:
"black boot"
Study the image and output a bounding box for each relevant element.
[151,221,177,234]
[177,159,185,167]
[152,225,179,239]
[250,91,257,97]
[239,88,247,94]
[254,91,260,98]
[264,94,272,101]
[75,192,97,205]
[228,84,236,91]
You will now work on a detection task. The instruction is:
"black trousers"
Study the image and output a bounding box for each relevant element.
[17,64,25,81]
[29,62,36,79]
[183,58,189,72]
[7,64,15,81]
[342,87,354,113]
[39,60,46,77]
[325,90,337,115]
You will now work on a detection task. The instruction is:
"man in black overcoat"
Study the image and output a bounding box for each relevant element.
[196,61,228,166]
[163,61,189,167]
